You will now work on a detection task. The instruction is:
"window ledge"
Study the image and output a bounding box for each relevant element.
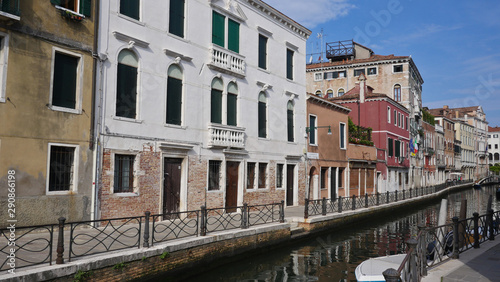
[207,190,222,193]
[113,116,143,124]
[47,191,74,196]
[117,13,145,26]
[258,137,270,141]
[55,5,85,21]
[258,68,270,74]
[167,33,190,44]
[113,192,139,197]
[0,11,20,21]
[164,124,187,130]
[49,105,81,114]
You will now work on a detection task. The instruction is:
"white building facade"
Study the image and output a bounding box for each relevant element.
[94,0,311,219]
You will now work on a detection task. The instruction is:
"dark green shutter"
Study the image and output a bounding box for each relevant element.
[211,89,222,124]
[228,19,239,53]
[340,123,345,148]
[287,49,294,80]
[227,93,237,126]
[258,35,267,69]
[166,77,182,125]
[50,0,61,5]
[120,0,139,20]
[258,101,267,138]
[309,116,316,144]
[388,138,393,157]
[287,109,294,142]
[80,0,91,17]
[116,63,137,118]
[169,0,185,37]
[52,53,78,109]
[212,11,225,47]
[395,140,400,157]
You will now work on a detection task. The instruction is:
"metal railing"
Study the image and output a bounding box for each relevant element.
[384,209,500,281]
[151,210,199,246]
[0,224,54,271]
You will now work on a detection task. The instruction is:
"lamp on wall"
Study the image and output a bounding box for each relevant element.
[306,125,332,135]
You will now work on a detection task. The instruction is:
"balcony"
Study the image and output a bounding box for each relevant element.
[424,147,434,156]
[207,44,246,78]
[208,124,245,149]
[0,0,20,21]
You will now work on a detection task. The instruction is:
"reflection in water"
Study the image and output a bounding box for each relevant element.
[180,185,500,282]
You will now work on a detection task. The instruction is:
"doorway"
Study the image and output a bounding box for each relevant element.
[225,161,239,213]
[163,158,182,219]
[286,165,295,206]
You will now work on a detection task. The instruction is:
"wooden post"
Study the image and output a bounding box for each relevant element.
[407,238,418,282]
[382,268,400,282]
[473,212,480,249]
[200,206,207,236]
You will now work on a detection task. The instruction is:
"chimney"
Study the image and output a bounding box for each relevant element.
[455,111,459,118]
[443,105,449,109]
[359,73,366,103]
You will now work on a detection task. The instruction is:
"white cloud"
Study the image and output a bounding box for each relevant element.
[263,0,356,29]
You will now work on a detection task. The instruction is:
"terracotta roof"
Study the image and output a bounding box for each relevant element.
[307,93,352,112]
[489,126,500,132]
[306,54,409,69]
[428,106,480,119]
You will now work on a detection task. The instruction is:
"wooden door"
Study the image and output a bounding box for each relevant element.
[163,158,182,219]
[225,162,239,213]
[287,165,294,206]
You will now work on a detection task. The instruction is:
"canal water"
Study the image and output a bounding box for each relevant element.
[174,185,500,282]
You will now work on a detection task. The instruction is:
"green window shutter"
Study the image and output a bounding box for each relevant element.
[50,0,61,5]
[287,109,294,142]
[52,53,78,109]
[166,77,182,125]
[258,35,267,69]
[340,123,345,148]
[228,19,239,53]
[227,93,237,126]
[120,0,140,20]
[258,101,267,138]
[388,138,393,157]
[80,0,91,17]
[286,49,294,80]
[212,11,225,47]
[211,89,222,124]
[395,140,400,157]
[309,116,316,145]
[116,63,137,118]
[169,0,185,37]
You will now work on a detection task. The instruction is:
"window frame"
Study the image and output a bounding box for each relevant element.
[258,92,267,138]
[320,167,328,190]
[354,68,365,77]
[49,47,83,114]
[314,72,323,81]
[119,0,141,22]
[309,114,317,146]
[393,64,403,73]
[168,0,186,38]
[258,34,268,70]
[208,160,222,191]
[338,88,345,97]
[340,122,346,150]
[246,162,256,190]
[166,64,183,126]
[115,49,139,120]
[258,162,268,189]
[0,32,9,103]
[46,143,79,195]
[287,101,295,142]
[51,0,92,17]
[113,153,137,194]
[367,67,377,76]
[227,82,238,126]
[276,163,284,189]
[286,49,294,80]
[387,107,391,123]
[211,77,223,124]
[388,138,393,157]
[394,84,402,102]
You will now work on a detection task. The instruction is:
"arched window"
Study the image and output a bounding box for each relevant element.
[258,92,267,138]
[315,90,322,96]
[227,82,238,126]
[495,153,500,162]
[489,153,493,161]
[338,88,345,97]
[211,78,223,124]
[116,49,138,119]
[394,84,401,102]
[166,64,183,125]
[287,101,294,142]
[327,89,334,98]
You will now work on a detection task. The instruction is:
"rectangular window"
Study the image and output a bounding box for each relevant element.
[367,67,377,75]
[169,0,185,38]
[387,107,391,123]
[393,64,403,73]
[227,93,237,126]
[51,0,92,17]
[120,0,140,20]
[340,123,346,149]
[287,106,294,142]
[247,162,255,189]
[354,68,365,77]
[212,11,225,47]
[114,154,134,193]
[394,110,397,125]
[208,160,221,191]
[166,76,182,125]
[258,35,268,69]
[276,164,284,189]
[116,61,138,119]
[338,71,346,78]
[496,144,498,149]
[315,73,323,81]
[227,18,240,53]
[395,140,401,157]
[321,168,328,189]
[48,145,76,192]
[258,163,267,189]
[52,52,79,110]
[309,115,317,145]
[398,113,401,127]
[388,138,393,157]
[286,49,294,80]
[406,117,408,131]
[211,88,222,124]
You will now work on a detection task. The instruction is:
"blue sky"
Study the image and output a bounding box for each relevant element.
[265,0,500,127]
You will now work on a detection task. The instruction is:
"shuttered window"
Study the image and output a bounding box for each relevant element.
[286,49,294,80]
[228,19,239,53]
[166,78,182,125]
[50,0,91,17]
[258,163,267,189]
[211,78,223,124]
[258,35,267,69]
[258,92,267,138]
[395,140,401,157]
[120,0,139,20]
[247,162,255,189]
[52,52,78,109]
[116,50,138,119]
[212,11,225,47]
[287,101,294,142]
[309,115,317,145]
[208,160,221,191]
[169,0,185,37]
[388,138,393,157]
[227,82,238,126]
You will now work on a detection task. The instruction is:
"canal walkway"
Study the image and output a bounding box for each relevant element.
[423,239,500,282]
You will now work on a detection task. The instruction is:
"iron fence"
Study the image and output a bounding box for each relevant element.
[248,202,283,227]
[151,210,199,246]
[0,224,54,271]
